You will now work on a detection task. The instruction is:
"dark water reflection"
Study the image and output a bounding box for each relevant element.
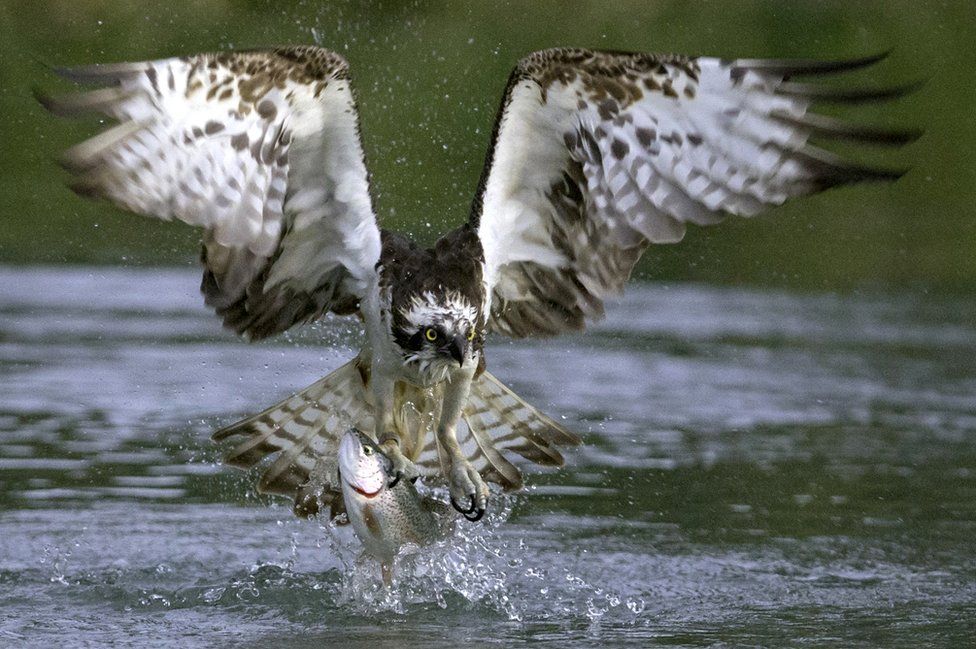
[1,267,974,647]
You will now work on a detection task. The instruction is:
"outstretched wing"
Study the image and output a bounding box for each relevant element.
[473,48,918,338]
[39,46,380,340]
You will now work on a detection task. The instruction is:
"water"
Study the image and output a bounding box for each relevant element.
[1,266,974,647]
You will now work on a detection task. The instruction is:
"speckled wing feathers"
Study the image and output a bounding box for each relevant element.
[40,47,380,339]
[474,48,917,338]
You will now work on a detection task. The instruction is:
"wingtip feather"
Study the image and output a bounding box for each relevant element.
[32,86,57,113]
[734,50,892,77]
[796,146,911,188]
[52,61,145,85]
[777,78,925,104]
[34,85,136,118]
[773,111,922,146]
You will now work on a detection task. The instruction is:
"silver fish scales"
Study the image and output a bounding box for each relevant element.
[337,428,446,584]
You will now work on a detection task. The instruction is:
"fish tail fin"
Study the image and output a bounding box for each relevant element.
[211,358,373,517]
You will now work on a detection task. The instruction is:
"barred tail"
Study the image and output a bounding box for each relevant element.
[412,371,582,492]
[211,358,373,517]
[212,361,582,514]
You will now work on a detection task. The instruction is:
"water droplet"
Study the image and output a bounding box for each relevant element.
[200,587,225,604]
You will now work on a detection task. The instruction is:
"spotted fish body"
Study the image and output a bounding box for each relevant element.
[338,429,442,579]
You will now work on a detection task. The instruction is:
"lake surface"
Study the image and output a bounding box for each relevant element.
[1,266,974,647]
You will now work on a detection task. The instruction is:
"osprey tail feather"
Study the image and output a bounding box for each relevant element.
[211,358,373,516]
[462,371,582,483]
[212,362,581,516]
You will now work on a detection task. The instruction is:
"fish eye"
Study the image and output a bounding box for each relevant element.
[467,327,476,341]
[363,445,373,456]
[425,327,438,342]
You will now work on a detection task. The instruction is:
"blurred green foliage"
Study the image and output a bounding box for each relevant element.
[1,0,973,290]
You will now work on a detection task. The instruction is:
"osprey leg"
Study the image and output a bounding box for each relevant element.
[372,368,421,487]
[436,364,489,521]
[378,432,420,487]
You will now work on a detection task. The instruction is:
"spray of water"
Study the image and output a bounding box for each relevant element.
[315,490,645,625]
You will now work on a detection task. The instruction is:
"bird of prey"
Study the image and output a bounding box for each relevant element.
[39,45,916,522]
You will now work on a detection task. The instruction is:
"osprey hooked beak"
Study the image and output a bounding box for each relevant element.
[446,334,467,366]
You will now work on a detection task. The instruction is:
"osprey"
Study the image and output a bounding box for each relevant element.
[39,46,915,521]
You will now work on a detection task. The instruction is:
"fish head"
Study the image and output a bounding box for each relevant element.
[338,428,391,499]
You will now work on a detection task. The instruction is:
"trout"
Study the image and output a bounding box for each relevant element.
[337,428,444,584]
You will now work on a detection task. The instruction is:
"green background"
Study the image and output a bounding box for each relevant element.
[1,0,973,291]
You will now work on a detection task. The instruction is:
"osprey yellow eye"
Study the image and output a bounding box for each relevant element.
[363,445,373,456]
[424,327,438,342]
[467,327,476,341]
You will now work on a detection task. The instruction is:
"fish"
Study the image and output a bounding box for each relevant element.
[337,428,445,584]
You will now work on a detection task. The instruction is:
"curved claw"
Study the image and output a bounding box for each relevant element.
[451,494,476,515]
[387,470,402,489]
[450,495,485,522]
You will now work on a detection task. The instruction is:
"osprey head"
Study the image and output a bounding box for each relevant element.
[392,288,483,375]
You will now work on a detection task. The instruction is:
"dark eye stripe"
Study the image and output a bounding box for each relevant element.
[394,326,423,351]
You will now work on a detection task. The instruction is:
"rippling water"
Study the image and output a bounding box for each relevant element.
[1,266,974,647]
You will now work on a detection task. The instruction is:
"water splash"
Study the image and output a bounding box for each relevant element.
[316,491,643,625]
[320,491,524,618]
[39,544,73,586]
